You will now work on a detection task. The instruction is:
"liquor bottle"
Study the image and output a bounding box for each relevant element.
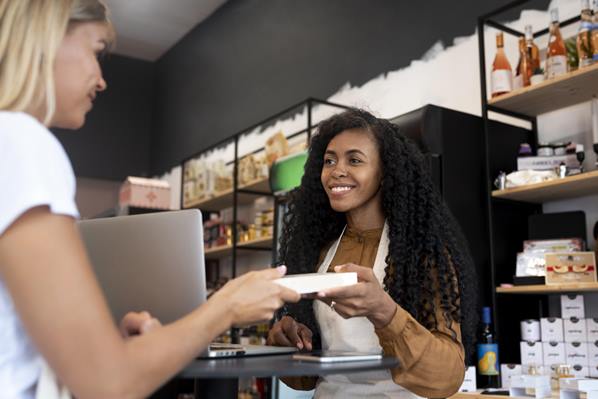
[524,25,541,73]
[592,0,598,62]
[491,32,513,97]
[577,0,594,68]
[514,36,532,89]
[546,8,568,78]
[477,307,500,388]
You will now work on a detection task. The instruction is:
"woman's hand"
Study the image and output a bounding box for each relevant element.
[209,266,301,327]
[267,315,313,350]
[317,263,397,329]
[119,311,162,338]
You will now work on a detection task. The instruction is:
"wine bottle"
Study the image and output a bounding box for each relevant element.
[491,32,513,98]
[514,36,532,89]
[546,8,568,78]
[577,0,594,68]
[525,25,541,74]
[592,0,598,62]
[477,307,500,388]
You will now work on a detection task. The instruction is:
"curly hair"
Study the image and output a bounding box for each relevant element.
[278,108,478,360]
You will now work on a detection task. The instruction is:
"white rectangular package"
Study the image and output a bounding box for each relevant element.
[571,364,590,378]
[520,341,543,365]
[566,341,589,365]
[591,364,598,378]
[564,317,588,342]
[501,364,522,389]
[587,318,598,342]
[542,341,566,366]
[589,341,598,366]
[459,366,476,392]
[561,294,585,319]
[274,272,358,294]
[540,317,563,342]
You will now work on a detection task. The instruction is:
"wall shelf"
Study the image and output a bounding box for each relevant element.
[488,62,598,116]
[496,282,598,294]
[491,170,598,203]
[205,236,274,258]
[184,177,270,212]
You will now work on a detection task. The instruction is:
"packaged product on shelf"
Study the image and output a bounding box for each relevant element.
[516,238,583,278]
[561,294,586,319]
[211,160,233,193]
[500,364,522,389]
[541,317,564,342]
[564,318,588,342]
[521,319,541,342]
[118,176,171,210]
[543,341,566,366]
[524,25,541,75]
[520,341,543,365]
[490,32,513,97]
[459,366,477,392]
[588,341,598,366]
[265,131,289,165]
[571,364,590,378]
[577,0,594,68]
[545,8,568,79]
[517,153,578,171]
[587,318,598,342]
[593,0,598,62]
[238,154,268,185]
[545,252,597,284]
[514,36,532,89]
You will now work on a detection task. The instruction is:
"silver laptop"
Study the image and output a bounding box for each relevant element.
[78,209,295,358]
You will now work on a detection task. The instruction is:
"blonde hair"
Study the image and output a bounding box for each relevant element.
[0,0,111,125]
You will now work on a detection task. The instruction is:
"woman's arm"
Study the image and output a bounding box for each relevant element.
[0,207,299,399]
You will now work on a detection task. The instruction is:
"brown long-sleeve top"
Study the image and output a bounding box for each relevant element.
[282,227,465,398]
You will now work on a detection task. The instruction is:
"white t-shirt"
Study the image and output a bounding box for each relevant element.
[0,111,79,399]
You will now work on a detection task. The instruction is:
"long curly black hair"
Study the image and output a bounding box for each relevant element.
[278,108,477,360]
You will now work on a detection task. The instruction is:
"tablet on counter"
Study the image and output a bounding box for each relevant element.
[292,350,383,363]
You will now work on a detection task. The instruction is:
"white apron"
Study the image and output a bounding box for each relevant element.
[313,223,422,399]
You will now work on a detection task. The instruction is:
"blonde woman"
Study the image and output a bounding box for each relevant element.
[0,1,300,398]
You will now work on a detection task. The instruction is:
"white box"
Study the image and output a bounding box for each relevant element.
[521,319,541,342]
[571,364,590,378]
[566,342,589,365]
[561,294,585,319]
[517,154,578,171]
[509,374,551,399]
[588,342,598,366]
[590,365,598,378]
[541,317,564,342]
[560,376,598,390]
[587,318,598,342]
[501,364,522,389]
[543,341,566,366]
[521,341,543,365]
[274,272,358,294]
[119,176,171,210]
[564,318,588,342]
[459,366,476,392]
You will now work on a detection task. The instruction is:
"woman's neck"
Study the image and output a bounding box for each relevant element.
[345,206,385,232]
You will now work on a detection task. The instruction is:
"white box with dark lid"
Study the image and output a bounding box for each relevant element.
[588,341,598,366]
[561,294,585,319]
[565,341,589,365]
[587,318,598,342]
[564,317,587,342]
[520,341,543,365]
[500,364,521,389]
[542,341,565,366]
[571,364,590,378]
[540,317,563,342]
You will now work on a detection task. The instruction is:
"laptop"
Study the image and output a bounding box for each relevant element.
[77,209,295,358]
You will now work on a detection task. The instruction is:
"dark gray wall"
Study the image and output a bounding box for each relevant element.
[151,0,549,174]
[54,54,155,181]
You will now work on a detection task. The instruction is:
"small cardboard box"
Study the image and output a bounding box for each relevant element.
[542,341,566,366]
[521,341,543,365]
[566,341,589,365]
[546,252,597,284]
[571,364,590,378]
[119,177,171,210]
[501,364,522,389]
[589,341,598,366]
[587,318,598,342]
[541,317,564,342]
[590,364,598,378]
[564,317,588,342]
[561,295,586,319]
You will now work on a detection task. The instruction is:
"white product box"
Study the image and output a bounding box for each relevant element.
[541,317,564,342]
[590,365,598,378]
[566,342,589,365]
[542,341,566,366]
[521,341,543,365]
[501,364,522,389]
[588,342,598,366]
[509,374,551,399]
[560,377,598,396]
[561,294,585,319]
[521,319,541,342]
[517,154,578,171]
[459,366,476,392]
[564,318,588,342]
[587,318,598,342]
[274,272,358,294]
[571,364,591,378]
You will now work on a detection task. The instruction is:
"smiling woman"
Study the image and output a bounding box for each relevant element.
[267,108,478,398]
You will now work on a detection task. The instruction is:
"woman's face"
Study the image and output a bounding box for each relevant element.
[320,129,383,214]
[52,22,109,129]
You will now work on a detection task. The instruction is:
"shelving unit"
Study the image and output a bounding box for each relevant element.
[492,170,598,203]
[204,236,274,258]
[477,0,598,374]
[184,177,271,212]
[497,282,598,294]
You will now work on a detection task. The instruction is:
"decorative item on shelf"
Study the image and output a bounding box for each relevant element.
[238,153,268,186]
[546,8,568,79]
[516,238,584,280]
[491,32,513,98]
[264,131,289,166]
[212,160,233,193]
[545,252,597,284]
[514,36,533,89]
[504,170,558,188]
[577,0,594,69]
[525,25,541,74]
[118,176,171,210]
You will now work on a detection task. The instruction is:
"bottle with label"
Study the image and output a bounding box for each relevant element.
[577,0,594,68]
[491,32,513,98]
[592,0,598,62]
[477,307,500,388]
[546,8,568,78]
[525,25,541,74]
[514,36,532,89]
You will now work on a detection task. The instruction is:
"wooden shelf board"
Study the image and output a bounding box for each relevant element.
[496,282,598,294]
[450,392,509,399]
[491,170,598,203]
[184,177,271,211]
[204,236,273,258]
[488,62,598,116]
